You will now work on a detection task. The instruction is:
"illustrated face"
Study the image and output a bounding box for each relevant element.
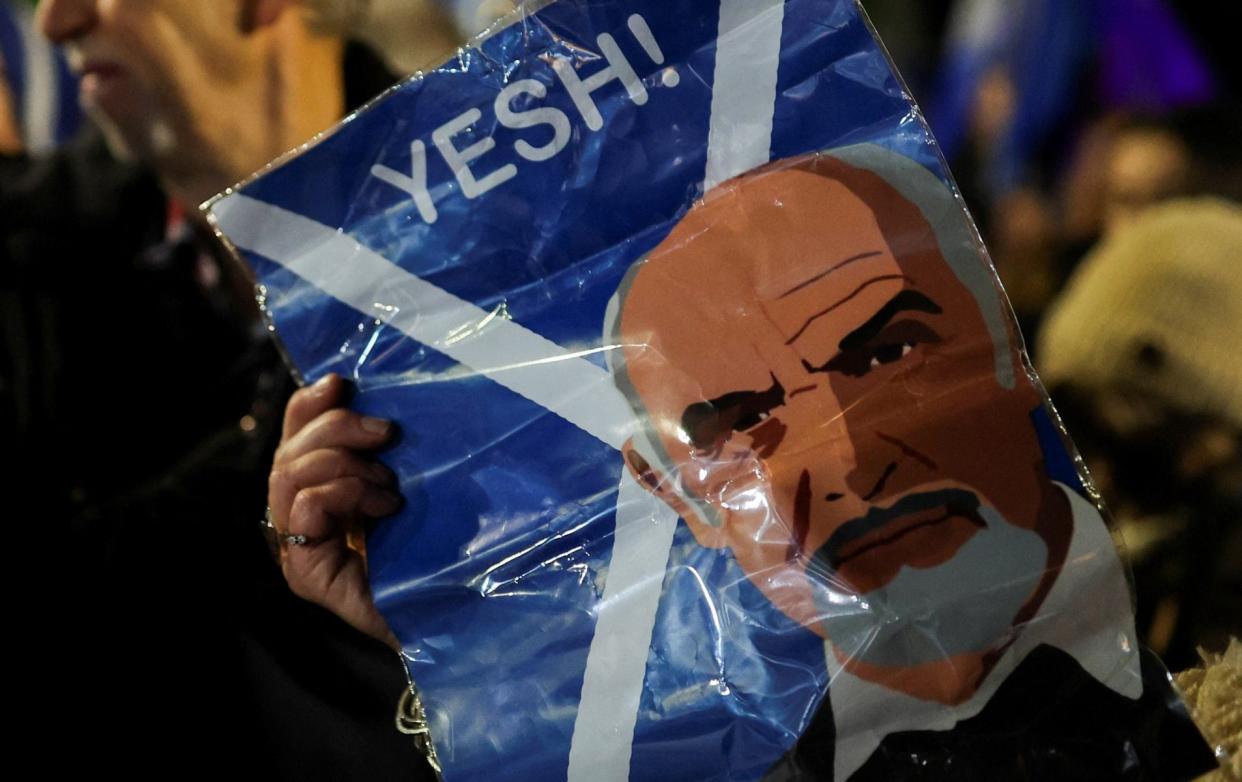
[616,159,1071,701]
[37,0,252,166]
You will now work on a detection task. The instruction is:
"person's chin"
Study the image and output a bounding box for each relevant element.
[78,68,146,130]
[79,78,168,163]
[86,104,177,169]
[79,69,122,108]
[87,110,138,162]
[814,512,1049,697]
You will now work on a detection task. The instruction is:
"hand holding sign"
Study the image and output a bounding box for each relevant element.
[267,374,402,648]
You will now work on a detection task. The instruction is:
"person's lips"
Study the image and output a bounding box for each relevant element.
[77,61,127,105]
[810,489,985,592]
[79,61,124,79]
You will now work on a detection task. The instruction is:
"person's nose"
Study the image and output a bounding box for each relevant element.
[37,0,97,45]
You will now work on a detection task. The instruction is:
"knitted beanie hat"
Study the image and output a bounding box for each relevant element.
[1037,198,1242,429]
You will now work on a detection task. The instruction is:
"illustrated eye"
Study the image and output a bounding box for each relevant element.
[867,342,915,369]
[803,321,941,379]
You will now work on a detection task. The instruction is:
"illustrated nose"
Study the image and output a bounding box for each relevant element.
[860,461,898,501]
[844,431,935,504]
[824,462,895,505]
[37,0,97,45]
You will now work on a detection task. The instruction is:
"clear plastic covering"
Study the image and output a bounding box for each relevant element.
[208,0,1217,779]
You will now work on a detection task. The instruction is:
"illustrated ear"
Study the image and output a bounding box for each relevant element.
[238,0,295,33]
[622,439,728,549]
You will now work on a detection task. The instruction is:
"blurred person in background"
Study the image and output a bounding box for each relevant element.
[303,0,487,74]
[4,0,401,529]
[1061,106,1242,253]
[1100,116,1192,234]
[2,0,476,776]
[928,0,1221,214]
[1038,199,1242,670]
[923,0,1231,358]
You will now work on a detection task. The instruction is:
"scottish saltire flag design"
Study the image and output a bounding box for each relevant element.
[208,1,1089,779]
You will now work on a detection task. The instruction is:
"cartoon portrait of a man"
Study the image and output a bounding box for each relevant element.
[605,145,1149,779]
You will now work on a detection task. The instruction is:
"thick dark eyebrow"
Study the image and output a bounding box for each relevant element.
[777,250,884,299]
[837,290,942,351]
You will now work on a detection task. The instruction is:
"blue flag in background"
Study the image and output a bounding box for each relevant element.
[926,0,1216,198]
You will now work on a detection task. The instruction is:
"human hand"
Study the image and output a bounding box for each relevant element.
[268,373,403,648]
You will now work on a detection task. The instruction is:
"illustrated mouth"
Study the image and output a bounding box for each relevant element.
[834,505,980,568]
[813,489,984,573]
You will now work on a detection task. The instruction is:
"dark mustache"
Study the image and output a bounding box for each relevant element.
[812,488,982,571]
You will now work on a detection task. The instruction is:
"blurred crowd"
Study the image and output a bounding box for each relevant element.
[2,0,1238,776]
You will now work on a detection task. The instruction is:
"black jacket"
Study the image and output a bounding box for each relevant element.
[6,43,434,781]
[764,644,1215,781]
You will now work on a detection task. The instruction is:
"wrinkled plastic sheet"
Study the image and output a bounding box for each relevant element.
[207,0,1217,779]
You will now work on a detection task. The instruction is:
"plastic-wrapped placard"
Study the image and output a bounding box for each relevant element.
[208,1,1217,779]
